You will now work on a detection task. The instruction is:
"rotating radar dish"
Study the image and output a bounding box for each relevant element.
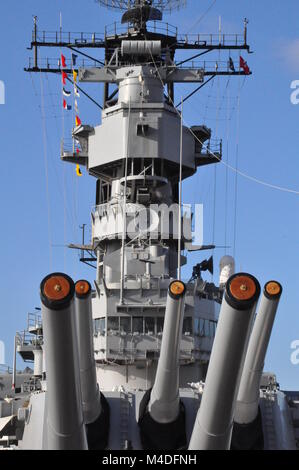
[96,0,186,13]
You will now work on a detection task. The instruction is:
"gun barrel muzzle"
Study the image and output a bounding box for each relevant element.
[234,280,282,425]
[41,273,87,450]
[148,280,186,424]
[189,273,260,450]
[74,280,102,425]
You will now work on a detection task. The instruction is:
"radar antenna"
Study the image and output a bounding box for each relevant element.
[96,0,186,28]
[96,1,186,12]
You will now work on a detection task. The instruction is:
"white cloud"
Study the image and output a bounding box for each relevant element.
[277,38,299,72]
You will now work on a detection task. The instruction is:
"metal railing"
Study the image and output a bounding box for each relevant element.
[104,21,178,39]
[176,32,246,47]
[0,365,13,375]
[16,331,41,348]
[176,60,242,73]
[32,27,246,49]
[27,313,42,332]
[35,30,105,44]
[205,138,222,156]
[27,57,98,71]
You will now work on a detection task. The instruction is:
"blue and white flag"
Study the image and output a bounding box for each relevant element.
[74,86,80,98]
[63,87,71,97]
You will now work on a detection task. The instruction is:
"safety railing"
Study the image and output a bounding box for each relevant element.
[104,21,178,39]
[26,57,99,71]
[0,364,13,374]
[176,59,241,73]
[16,331,41,348]
[205,138,222,156]
[176,32,246,47]
[27,313,42,332]
[34,30,105,45]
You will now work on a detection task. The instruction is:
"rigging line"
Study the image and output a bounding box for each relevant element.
[149,50,299,196]
[177,97,183,281]
[224,79,230,256]
[168,0,217,51]
[175,74,216,108]
[29,73,77,231]
[45,74,62,140]
[59,20,67,273]
[211,61,220,277]
[40,72,53,271]
[70,61,79,243]
[186,0,218,34]
[233,77,241,259]
[217,76,231,113]
[66,76,103,110]
[175,49,211,68]
[67,46,105,66]
[204,74,214,122]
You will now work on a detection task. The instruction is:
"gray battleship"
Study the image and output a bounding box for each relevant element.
[0,0,298,450]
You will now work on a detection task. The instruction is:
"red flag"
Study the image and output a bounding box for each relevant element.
[240,56,250,75]
[75,115,82,127]
[61,54,66,68]
[63,99,71,110]
[62,71,68,85]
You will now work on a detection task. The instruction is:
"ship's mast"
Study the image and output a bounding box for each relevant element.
[25,0,251,385]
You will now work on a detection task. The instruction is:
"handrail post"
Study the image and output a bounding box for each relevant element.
[244,18,248,45]
[33,16,38,68]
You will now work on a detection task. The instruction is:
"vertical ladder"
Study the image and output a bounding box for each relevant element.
[119,391,130,450]
[263,396,277,450]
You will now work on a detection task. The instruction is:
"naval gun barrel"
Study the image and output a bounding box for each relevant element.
[40,273,87,450]
[189,273,261,450]
[148,280,186,424]
[139,280,187,449]
[74,280,101,424]
[234,281,282,426]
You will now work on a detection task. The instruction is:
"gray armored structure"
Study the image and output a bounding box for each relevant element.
[0,0,298,450]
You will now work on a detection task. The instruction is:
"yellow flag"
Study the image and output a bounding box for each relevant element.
[73,70,78,83]
[76,165,82,177]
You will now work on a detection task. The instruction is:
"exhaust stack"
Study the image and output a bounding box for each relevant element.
[139,280,187,449]
[232,281,282,448]
[40,273,87,450]
[189,273,261,450]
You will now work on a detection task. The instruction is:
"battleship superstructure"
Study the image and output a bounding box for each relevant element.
[0,0,298,451]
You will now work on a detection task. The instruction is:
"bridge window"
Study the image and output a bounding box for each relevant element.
[183,317,192,335]
[107,316,119,333]
[132,317,143,335]
[144,317,155,335]
[120,317,131,334]
[94,318,106,335]
[157,317,164,334]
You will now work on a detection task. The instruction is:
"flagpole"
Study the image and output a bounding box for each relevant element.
[60,12,62,43]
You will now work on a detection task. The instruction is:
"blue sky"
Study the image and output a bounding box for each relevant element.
[0,0,298,389]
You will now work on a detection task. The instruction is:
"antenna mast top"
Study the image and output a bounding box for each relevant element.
[96,0,186,12]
